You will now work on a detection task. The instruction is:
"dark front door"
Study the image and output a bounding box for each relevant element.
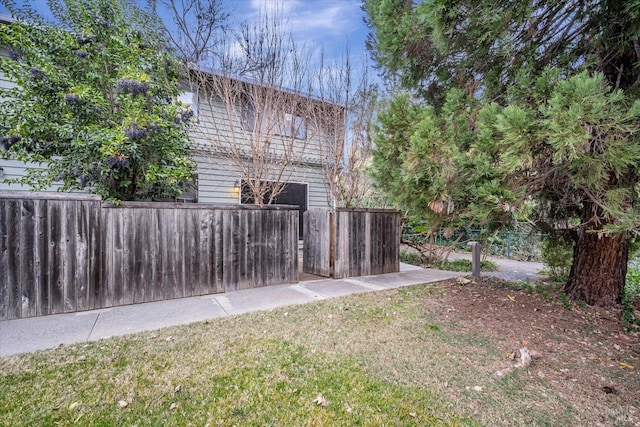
[241,180,308,239]
[273,182,307,239]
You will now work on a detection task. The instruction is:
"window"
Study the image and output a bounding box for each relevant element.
[241,98,255,131]
[279,113,307,140]
[240,99,306,140]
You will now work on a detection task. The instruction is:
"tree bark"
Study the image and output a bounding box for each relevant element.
[565,220,629,307]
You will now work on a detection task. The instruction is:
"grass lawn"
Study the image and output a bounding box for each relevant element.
[1,280,638,426]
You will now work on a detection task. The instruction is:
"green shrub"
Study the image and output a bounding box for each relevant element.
[622,263,640,331]
[626,264,640,298]
[436,259,499,272]
[399,250,428,266]
[541,237,573,282]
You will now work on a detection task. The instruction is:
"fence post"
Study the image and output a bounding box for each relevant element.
[469,241,481,278]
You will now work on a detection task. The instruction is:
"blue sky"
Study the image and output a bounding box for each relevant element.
[181,0,373,82]
[223,0,369,57]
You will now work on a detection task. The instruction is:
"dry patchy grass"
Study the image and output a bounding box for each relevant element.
[1,278,639,426]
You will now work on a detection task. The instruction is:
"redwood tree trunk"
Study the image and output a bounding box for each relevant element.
[565,224,629,307]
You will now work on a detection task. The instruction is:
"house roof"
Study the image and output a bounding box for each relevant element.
[188,66,346,110]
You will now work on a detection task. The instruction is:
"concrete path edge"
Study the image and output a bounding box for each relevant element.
[0,264,464,357]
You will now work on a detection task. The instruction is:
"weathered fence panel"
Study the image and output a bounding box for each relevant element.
[303,208,401,279]
[303,210,332,277]
[334,209,401,279]
[1,192,298,320]
[101,202,298,304]
[0,192,101,320]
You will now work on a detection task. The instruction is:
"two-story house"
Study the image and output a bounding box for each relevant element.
[181,70,342,237]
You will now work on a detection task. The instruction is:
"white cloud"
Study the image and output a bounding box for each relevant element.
[249,0,300,16]
[247,0,362,39]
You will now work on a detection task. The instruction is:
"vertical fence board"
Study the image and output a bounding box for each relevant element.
[238,210,248,289]
[101,208,112,307]
[267,211,277,284]
[251,209,260,285]
[187,209,199,296]
[213,209,223,293]
[275,210,285,282]
[63,201,78,313]
[289,208,298,282]
[149,209,161,302]
[115,207,126,306]
[174,208,185,299]
[19,200,36,317]
[159,209,172,300]
[234,210,243,288]
[132,208,145,304]
[49,201,65,314]
[121,208,133,305]
[0,199,7,320]
[225,209,234,290]
[5,200,20,319]
[89,199,101,310]
[201,209,211,294]
[271,211,281,283]
[75,201,89,311]
[260,210,269,285]
[34,200,48,316]
[148,207,160,301]
[41,201,52,315]
[0,200,12,319]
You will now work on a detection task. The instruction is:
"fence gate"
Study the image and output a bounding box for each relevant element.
[303,208,401,279]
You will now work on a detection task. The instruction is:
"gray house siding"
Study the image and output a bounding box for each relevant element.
[189,91,333,210]
[193,153,329,209]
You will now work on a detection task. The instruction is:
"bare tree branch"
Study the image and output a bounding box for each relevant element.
[154,0,229,65]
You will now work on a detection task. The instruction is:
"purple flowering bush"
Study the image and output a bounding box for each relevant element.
[0,0,195,201]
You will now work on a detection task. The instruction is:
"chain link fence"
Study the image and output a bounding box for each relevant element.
[402,223,545,262]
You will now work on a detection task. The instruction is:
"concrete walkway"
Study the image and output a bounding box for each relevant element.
[0,264,463,358]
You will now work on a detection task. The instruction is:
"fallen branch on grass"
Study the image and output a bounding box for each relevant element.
[494,348,542,377]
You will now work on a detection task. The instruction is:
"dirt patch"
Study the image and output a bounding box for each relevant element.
[423,277,640,426]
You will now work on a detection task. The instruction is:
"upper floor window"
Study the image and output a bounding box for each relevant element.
[240,98,306,140]
[279,113,306,140]
[241,97,255,131]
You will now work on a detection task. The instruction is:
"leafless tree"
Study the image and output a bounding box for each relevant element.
[185,8,321,206]
[158,1,381,208]
[342,81,384,208]
[311,52,384,208]
[151,0,229,65]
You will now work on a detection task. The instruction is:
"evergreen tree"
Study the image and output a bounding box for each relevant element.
[364,0,640,306]
[0,0,195,201]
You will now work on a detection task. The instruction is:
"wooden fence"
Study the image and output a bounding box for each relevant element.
[0,192,298,320]
[303,208,401,279]
[0,193,101,319]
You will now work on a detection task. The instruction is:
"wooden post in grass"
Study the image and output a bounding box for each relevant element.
[469,241,481,278]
